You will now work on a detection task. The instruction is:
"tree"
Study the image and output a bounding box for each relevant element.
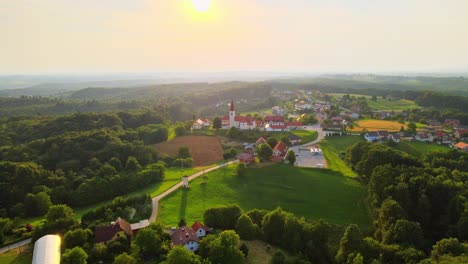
[257,143,273,161]
[124,156,141,171]
[286,150,296,165]
[24,192,52,217]
[431,238,465,260]
[267,137,278,148]
[45,204,75,229]
[262,208,288,246]
[108,157,123,171]
[336,224,363,264]
[204,205,242,230]
[280,135,291,146]
[407,122,417,134]
[164,246,202,264]
[375,199,406,241]
[240,243,249,257]
[113,253,137,264]
[371,95,377,101]
[236,163,247,176]
[199,231,245,264]
[271,251,287,264]
[236,214,259,240]
[174,125,187,136]
[178,147,191,158]
[64,228,93,249]
[213,117,222,130]
[383,219,423,248]
[134,223,171,258]
[62,246,88,264]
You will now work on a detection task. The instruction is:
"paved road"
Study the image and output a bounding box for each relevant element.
[0,238,32,254]
[290,125,326,168]
[148,160,239,222]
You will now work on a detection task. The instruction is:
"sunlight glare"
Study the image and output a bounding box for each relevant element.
[192,0,211,13]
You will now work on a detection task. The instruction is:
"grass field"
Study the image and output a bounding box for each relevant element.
[367,99,420,111]
[243,240,291,264]
[320,136,363,178]
[394,141,450,158]
[154,136,223,166]
[291,130,318,144]
[0,249,32,264]
[350,120,406,132]
[158,164,371,228]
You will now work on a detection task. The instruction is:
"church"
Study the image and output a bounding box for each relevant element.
[221,100,263,130]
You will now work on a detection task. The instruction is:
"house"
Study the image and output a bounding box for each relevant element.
[389,134,401,143]
[32,235,61,264]
[378,130,389,139]
[238,152,255,164]
[272,106,286,115]
[285,121,303,130]
[244,143,255,153]
[272,141,288,162]
[398,132,414,141]
[454,142,468,152]
[256,137,267,145]
[364,132,379,142]
[444,119,461,128]
[171,226,200,252]
[331,116,344,124]
[95,217,133,243]
[349,113,360,120]
[455,129,468,139]
[415,132,433,142]
[289,134,302,145]
[295,102,312,111]
[265,124,285,132]
[221,100,262,130]
[191,221,211,238]
[264,115,285,127]
[192,118,211,130]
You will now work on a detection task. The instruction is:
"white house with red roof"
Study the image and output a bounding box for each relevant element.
[192,118,211,130]
[272,141,288,162]
[191,221,212,238]
[221,100,263,130]
[171,226,200,252]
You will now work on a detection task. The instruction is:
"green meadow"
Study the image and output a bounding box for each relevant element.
[320,136,364,178]
[291,130,318,144]
[158,164,371,228]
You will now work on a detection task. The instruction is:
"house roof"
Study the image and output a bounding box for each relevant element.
[130,220,150,231]
[222,115,230,121]
[191,221,211,232]
[235,115,255,125]
[378,130,389,137]
[285,122,303,127]
[95,218,133,243]
[273,141,288,156]
[171,227,200,246]
[256,137,267,145]
[455,142,468,149]
[267,124,286,130]
[238,152,254,161]
[264,116,285,122]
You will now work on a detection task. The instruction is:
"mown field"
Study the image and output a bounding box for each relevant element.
[350,120,406,132]
[367,99,420,111]
[154,135,223,166]
[0,249,32,264]
[158,164,371,228]
[393,141,450,158]
[320,136,363,178]
[291,130,318,144]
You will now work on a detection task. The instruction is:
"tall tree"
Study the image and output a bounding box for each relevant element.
[163,246,202,264]
[213,117,222,130]
[257,143,273,161]
[61,246,88,264]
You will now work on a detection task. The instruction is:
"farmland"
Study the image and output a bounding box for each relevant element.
[367,98,420,111]
[320,136,363,178]
[350,120,406,132]
[393,141,450,158]
[154,135,223,166]
[158,164,371,228]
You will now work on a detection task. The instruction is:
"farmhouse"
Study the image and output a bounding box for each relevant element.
[171,226,200,252]
[256,137,267,145]
[444,119,461,128]
[191,221,211,238]
[238,152,255,164]
[95,217,133,243]
[192,118,211,130]
[272,141,288,162]
[415,132,433,142]
[221,100,263,130]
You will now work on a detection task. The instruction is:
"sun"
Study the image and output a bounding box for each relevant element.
[191,0,211,13]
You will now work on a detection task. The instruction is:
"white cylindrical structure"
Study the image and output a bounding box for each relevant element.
[183,176,189,188]
[32,235,61,264]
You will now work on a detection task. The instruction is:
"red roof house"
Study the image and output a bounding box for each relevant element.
[191,221,211,238]
[256,137,267,145]
[95,218,133,243]
[272,141,288,162]
[237,153,255,164]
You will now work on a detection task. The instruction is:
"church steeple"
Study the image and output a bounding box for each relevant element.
[229,99,236,127]
[230,99,235,111]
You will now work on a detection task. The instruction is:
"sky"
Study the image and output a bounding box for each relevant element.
[1,0,468,74]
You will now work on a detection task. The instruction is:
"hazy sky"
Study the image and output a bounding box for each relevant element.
[2,0,468,74]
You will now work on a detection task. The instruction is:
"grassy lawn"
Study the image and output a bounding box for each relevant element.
[243,240,291,264]
[393,141,450,158]
[320,136,363,178]
[367,99,420,111]
[158,164,371,228]
[291,130,318,144]
[0,248,32,264]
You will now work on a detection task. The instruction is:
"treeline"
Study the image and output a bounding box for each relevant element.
[340,142,468,263]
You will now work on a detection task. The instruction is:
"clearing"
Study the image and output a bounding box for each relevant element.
[158,164,371,228]
[350,120,406,132]
[154,135,223,166]
[291,130,318,144]
[320,136,363,178]
[393,141,450,158]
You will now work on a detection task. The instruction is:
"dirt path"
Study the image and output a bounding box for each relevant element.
[148,160,239,222]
